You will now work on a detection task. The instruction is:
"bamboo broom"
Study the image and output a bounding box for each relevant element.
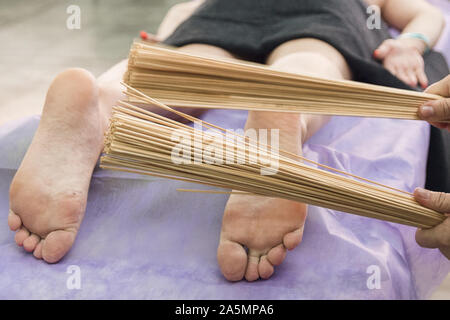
[123,41,443,120]
[99,85,445,229]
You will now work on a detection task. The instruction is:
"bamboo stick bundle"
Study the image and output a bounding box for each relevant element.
[99,85,445,229]
[123,41,442,120]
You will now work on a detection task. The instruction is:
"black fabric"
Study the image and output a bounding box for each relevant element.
[426,126,450,193]
[163,0,450,191]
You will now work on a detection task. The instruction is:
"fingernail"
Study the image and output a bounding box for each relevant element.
[373,49,379,57]
[415,188,430,200]
[140,30,148,40]
[420,105,434,118]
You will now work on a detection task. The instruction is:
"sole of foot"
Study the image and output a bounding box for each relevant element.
[217,111,308,281]
[9,68,105,263]
[217,194,307,281]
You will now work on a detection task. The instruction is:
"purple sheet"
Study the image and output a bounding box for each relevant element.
[0,110,449,299]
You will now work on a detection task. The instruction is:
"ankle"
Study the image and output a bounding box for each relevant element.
[245,111,303,155]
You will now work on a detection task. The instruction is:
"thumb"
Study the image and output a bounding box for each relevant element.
[414,188,450,213]
[425,75,450,97]
[418,98,450,122]
[373,40,393,60]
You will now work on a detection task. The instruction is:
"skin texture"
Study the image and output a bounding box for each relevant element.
[414,188,450,259]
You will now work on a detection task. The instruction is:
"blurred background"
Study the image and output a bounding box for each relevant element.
[0,0,448,299]
[0,0,183,125]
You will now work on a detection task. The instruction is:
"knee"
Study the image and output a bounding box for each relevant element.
[269,51,344,79]
[178,44,235,59]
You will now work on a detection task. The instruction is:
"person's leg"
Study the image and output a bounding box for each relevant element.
[176,43,237,59]
[7,45,233,263]
[217,38,353,281]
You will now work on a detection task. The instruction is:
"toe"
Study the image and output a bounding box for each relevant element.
[8,210,22,231]
[23,234,41,252]
[267,244,287,266]
[245,251,260,282]
[258,255,274,279]
[283,227,304,250]
[217,239,247,281]
[33,241,43,259]
[41,229,76,263]
[14,227,30,246]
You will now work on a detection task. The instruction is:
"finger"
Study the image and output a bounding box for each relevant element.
[373,40,393,60]
[415,67,428,89]
[414,188,450,213]
[425,75,450,97]
[418,98,450,122]
[406,69,418,87]
[415,217,450,249]
[396,68,411,86]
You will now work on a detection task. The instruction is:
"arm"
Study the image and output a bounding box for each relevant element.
[381,0,445,51]
[373,0,446,88]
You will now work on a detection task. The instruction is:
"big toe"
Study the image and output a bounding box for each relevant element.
[217,239,247,281]
[42,229,77,263]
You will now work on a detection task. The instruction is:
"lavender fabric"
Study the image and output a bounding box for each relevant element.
[0,110,449,300]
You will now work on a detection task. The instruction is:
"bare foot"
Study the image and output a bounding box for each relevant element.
[217,112,308,281]
[8,68,108,263]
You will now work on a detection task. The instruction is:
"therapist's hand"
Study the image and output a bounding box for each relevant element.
[414,188,450,259]
[418,75,450,131]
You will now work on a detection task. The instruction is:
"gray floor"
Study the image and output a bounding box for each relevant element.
[0,0,182,125]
